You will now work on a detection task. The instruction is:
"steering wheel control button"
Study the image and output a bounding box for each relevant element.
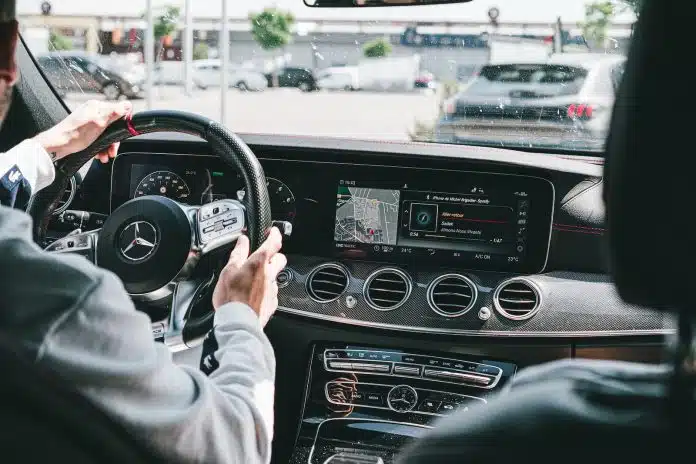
[197,200,245,246]
[276,269,293,288]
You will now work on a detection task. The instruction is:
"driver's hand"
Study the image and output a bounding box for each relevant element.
[212,227,287,327]
[32,100,132,163]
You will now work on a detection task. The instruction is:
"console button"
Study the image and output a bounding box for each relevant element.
[276,269,293,288]
[437,402,457,414]
[402,355,417,363]
[393,364,421,377]
[418,398,441,413]
[365,393,383,406]
[350,362,391,373]
[327,361,354,371]
[423,368,492,386]
[476,365,502,376]
[352,391,366,403]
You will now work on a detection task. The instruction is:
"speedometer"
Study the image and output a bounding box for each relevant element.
[134,171,191,201]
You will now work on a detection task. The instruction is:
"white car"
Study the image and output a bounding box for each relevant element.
[193,59,268,91]
[316,66,359,91]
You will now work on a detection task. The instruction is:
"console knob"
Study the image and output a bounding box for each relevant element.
[478,306,492,321]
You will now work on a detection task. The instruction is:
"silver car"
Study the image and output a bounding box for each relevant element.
[436,53,626,150]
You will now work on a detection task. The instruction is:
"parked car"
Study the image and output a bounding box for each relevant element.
[316,66,359,91]
[36,52,145,100]
[192,59,268,91]
[414,70,437,89]
[435,53,626,150]
[265,67,317,91]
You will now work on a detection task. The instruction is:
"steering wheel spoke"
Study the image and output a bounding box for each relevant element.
[165,276,215,352]
[44,229,99,264]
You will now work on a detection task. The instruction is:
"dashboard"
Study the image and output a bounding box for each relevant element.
[112,153,554,274]
[98,140,671,339]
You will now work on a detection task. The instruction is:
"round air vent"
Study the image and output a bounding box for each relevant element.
[493,278,541,321]
[53,176,77,215]
[307,263,349,303]
[427,274,477,317]
[363,268,412,311]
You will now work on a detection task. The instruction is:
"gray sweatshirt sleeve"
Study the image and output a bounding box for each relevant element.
[0,205,275,464]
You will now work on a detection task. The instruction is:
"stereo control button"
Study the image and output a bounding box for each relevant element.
[423,368,492,385]
[418,399,441,413]
[393,364,421,377]
[437,402,457,414]
[350,362,391,373]
[327,361,354,371]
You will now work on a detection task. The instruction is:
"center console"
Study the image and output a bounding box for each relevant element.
[289,343,517,464]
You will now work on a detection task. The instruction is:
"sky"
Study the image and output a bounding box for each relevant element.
[18,0,637,24]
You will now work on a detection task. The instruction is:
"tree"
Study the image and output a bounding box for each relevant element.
[621,0,642,15]
[582,2,616,50]
[363,37,392,58]
[153,5,180,44]
[582,0,641,50]
[49,31,72,51]
[193,42,209,60]
[249,8,295,87]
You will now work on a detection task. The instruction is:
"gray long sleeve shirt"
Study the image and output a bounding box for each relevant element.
[0,141,276,463]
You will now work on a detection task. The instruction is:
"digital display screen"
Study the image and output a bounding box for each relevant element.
[334,182,535,270]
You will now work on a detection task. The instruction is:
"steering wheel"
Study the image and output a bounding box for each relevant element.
[28,110,272,351]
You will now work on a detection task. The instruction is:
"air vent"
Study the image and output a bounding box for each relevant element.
[53,176,77,215]
[427,274,477,317]
[494,278,541,321]
[364,268,412,311]
[307,264,349,303]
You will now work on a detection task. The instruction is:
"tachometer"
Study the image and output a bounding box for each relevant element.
[134,171,191,201]
[238,177,296,224]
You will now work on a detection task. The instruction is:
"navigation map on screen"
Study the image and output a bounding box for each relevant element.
[334,186,401,245]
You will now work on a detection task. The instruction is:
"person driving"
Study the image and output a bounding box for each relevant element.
[0,6,284,464]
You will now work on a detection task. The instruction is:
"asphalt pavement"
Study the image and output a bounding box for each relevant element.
[65,86,441,142]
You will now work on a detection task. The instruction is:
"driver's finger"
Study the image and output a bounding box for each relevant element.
[107,142,120,158]
[250,227,282,262]
[95,150,110,163]
[267,253,287,278]
[227,234,250,269]
[101,101,132,125]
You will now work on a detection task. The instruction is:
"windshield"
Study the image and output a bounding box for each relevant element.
[20,0,637,154]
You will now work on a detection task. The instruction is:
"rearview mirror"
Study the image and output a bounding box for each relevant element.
[304,0,472,7]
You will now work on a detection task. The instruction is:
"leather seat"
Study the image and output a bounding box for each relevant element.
[397,1,695,462]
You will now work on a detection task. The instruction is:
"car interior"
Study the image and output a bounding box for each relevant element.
[1,0,691,462]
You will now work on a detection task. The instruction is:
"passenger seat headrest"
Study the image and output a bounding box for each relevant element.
[604,0,691,311]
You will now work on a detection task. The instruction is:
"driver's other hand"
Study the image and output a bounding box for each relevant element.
[212,227,287,327]
[33,99,132,163]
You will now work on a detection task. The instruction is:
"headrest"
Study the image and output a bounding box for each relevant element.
[603,0,691,310]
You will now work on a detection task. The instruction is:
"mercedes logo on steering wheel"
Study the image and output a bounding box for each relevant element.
[118,221,158,262]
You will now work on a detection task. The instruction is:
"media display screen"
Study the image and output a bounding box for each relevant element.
[334,179,543,271]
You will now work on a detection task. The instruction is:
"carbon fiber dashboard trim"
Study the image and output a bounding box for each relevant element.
[277,255,672,337]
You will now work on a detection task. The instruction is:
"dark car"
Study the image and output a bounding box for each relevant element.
[435,53,626,150]
[37,52,145,100]
[265,67,317,91]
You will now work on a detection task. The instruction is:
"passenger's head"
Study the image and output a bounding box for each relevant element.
[0,0,17,128]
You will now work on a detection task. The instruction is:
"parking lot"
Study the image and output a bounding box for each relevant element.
[66,87,441,142]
